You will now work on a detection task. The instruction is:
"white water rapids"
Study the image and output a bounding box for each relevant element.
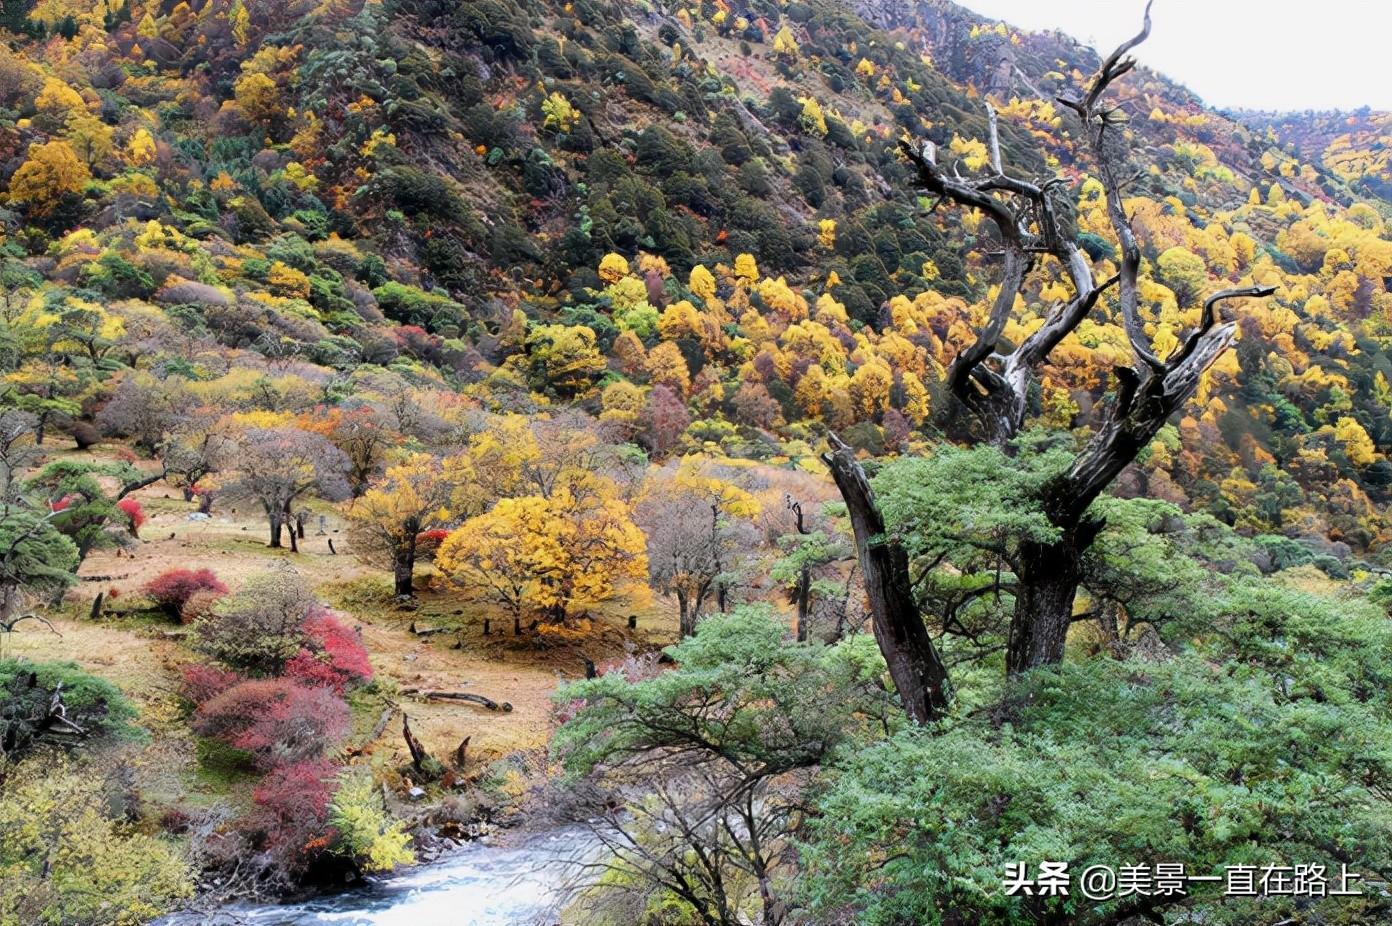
[157,828,596,926]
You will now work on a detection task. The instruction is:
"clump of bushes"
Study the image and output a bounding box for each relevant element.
[0,756,192,924]
[179,568,402,883]
[191,569,319,674]
[192,678,350,770]
[143,568,229,621]
[283,610,374,693]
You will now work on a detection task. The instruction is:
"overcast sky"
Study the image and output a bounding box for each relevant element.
[958,0,1389,111]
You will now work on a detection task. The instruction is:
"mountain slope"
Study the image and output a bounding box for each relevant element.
[0,0,1391,554]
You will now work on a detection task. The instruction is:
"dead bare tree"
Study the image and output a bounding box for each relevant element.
[829,1,1275,715]
[825,434,950,723]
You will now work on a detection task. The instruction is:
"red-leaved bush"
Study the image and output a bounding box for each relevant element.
[117,497,146,535]
[283,609,372,693]
[193,678,350,769]
[252,758,339,861]
[414,528,451,560]
[181,663,241,704]
[144,568,229,620]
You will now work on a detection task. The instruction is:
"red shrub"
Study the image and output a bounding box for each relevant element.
[144,568,229,620]
[117,496,146,535]
[181,663,241,704]
[283,609,373,693]
[252,758,339,862]
[414,528,450,561]
[50,495,74,512]
[193,678,350,769]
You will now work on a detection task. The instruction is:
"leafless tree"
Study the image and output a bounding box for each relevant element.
[827,2,1274,720]
[0,411,39,501]
[636,471,760,637]
[161,421,235,504]
[563,764,808,926]
[95,374,192,456]
[219,427,350,550]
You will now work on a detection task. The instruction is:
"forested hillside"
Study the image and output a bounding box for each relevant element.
[1,0,1390,923]
[0,0,1387,547]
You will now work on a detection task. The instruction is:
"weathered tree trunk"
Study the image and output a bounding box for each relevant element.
[795,565,811,643]
[872,6,1274,694]
[402,714,432,772]
[393,536,416,598]
[281,502,299,552]
[825,436,950,723]
[1007,535,1084,674]
[268,514,283,548]
[677,590,694,637]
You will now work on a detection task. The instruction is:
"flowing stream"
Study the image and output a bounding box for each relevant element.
[158,828,596,926]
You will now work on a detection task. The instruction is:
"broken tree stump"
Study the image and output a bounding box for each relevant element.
[402,713,431,771]
[454,735,470,769]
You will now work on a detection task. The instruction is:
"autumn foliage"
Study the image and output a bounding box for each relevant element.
[282,609,373,693]
[251,758,338,861]
[193,678,350,771]
[144,568,229,621]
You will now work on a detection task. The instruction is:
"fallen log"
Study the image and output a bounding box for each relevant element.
[400,688,514,712]
[408,622,451,637]
[346,705,397,757]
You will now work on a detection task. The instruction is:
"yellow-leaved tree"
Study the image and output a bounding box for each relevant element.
[1333,416,1377,467]
[346,452,460,598]
[510,324,608,398]
[436,481,647,633]
[8,140,89,216]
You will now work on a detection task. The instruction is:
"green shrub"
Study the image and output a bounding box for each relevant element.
[328,771,415,871]
[0,756,192,925]
[0,660,140,758]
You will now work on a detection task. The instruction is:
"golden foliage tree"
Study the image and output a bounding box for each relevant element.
[347,453,457,597]
[437,483,647,631]
[8,140,89,215]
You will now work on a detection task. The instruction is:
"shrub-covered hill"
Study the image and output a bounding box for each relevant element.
[2,0,1392,555]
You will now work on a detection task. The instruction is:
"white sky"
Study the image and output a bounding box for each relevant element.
[957,0,1392,111]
